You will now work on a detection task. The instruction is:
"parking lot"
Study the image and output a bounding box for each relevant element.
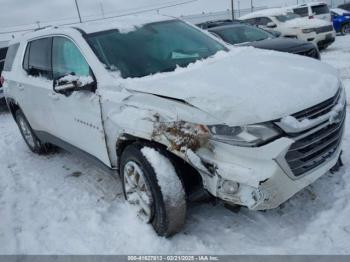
[0,34,349,255]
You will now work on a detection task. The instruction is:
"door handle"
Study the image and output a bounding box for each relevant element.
[49,92,60,101]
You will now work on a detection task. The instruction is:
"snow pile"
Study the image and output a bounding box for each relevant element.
[285,17,331,29]
[121,46,339,127]
[239,8,288,20]
[281,88,345,129]
[141,147,185,207]
[280,115,313,129]
[58,75,94,86]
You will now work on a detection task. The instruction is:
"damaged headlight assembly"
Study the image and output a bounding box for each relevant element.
[208,123,281,147]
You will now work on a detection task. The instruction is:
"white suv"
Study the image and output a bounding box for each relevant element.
[2,15,346,236]
[289,2,332,21]
[240,8,336,49]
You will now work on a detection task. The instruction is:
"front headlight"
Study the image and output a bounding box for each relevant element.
[208,123,281,147]
[302,28,315,33]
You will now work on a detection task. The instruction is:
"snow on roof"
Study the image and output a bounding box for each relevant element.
[289,1,327,8]
[73,14,175,34]
[331,8,350,15]
[239,8,288,20]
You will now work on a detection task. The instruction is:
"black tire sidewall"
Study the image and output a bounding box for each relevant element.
[15,110,43,153]
[120,143,186,237]
[341,23,350,35]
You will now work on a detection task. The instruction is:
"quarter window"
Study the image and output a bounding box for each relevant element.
[312,5,329,15]
[52,37,90,80]
[293,7,309,17]
[4,44,19,72]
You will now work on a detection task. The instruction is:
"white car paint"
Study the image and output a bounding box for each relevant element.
[239,8,336,48]
[289,2,332,22]
[2,15,345,211]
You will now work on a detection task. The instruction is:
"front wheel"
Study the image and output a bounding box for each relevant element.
[120,143,187,237]
[341,23,350,35]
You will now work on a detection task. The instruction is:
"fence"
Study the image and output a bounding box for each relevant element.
[181,0,350,24]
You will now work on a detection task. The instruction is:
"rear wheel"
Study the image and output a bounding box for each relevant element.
[120,143,187,237]
[341,23,350,35]
[15,110,50,154]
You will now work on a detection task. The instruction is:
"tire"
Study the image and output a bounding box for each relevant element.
[120,143,187,237]
[15,110,49,154]
[341,23,350,35]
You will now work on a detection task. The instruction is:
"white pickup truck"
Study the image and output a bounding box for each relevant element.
[2,15,346,236]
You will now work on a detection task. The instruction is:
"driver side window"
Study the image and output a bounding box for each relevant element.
[52,37,90,80]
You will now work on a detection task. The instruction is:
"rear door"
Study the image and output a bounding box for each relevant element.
[20,37,57,133]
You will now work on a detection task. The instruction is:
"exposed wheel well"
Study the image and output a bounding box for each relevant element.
[116,136,204,197]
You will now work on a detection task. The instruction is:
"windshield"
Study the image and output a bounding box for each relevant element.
[86,20,227,78]
[275,13,300,22]
[212,24,273,45]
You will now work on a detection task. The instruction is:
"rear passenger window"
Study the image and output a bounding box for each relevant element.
[3,44,19,72]
[312,5,329,15]
[23,38,53,79]
[293,7,309,17]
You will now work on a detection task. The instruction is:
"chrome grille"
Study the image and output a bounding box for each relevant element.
[283,89,345,177]
[315,25,334,34]
[292,88,341,121]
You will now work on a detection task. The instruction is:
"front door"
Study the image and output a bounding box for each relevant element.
[49,36,111,167]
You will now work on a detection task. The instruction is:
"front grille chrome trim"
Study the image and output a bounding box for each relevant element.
[275,87,346,179]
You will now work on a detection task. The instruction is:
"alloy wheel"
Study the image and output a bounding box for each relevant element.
[123,161,154,222]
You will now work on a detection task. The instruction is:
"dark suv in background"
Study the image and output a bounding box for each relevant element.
[198,20,320,59]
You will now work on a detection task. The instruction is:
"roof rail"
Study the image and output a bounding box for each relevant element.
[34,25,57,32]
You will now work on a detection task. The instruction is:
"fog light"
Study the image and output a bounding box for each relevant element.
[221,180,239,195]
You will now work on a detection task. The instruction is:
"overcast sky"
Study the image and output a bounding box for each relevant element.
[0,0,345,40]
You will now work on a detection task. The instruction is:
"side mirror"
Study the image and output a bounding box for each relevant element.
[267,22,277,28]
[54,74,96,95]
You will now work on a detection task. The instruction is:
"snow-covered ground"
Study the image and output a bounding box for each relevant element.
[1,35,350,255]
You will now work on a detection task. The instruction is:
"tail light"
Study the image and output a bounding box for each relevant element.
[0,76,4,87]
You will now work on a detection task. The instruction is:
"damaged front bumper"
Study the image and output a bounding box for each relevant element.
[187,134,344,210]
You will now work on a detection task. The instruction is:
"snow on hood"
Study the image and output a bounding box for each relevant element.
[117,47,340,127]
[284,17,331,29]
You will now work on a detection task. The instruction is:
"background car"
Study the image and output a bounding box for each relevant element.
[0,43,8,101]
[331,8,350,35]
[289,2,331,21]
[198,20,320,59]
[338,2,350,11]
[239,8,336,50]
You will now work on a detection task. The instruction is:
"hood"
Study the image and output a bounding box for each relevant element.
[243,38,315,53]
[120,48,340,126]
[284,17,331,29]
